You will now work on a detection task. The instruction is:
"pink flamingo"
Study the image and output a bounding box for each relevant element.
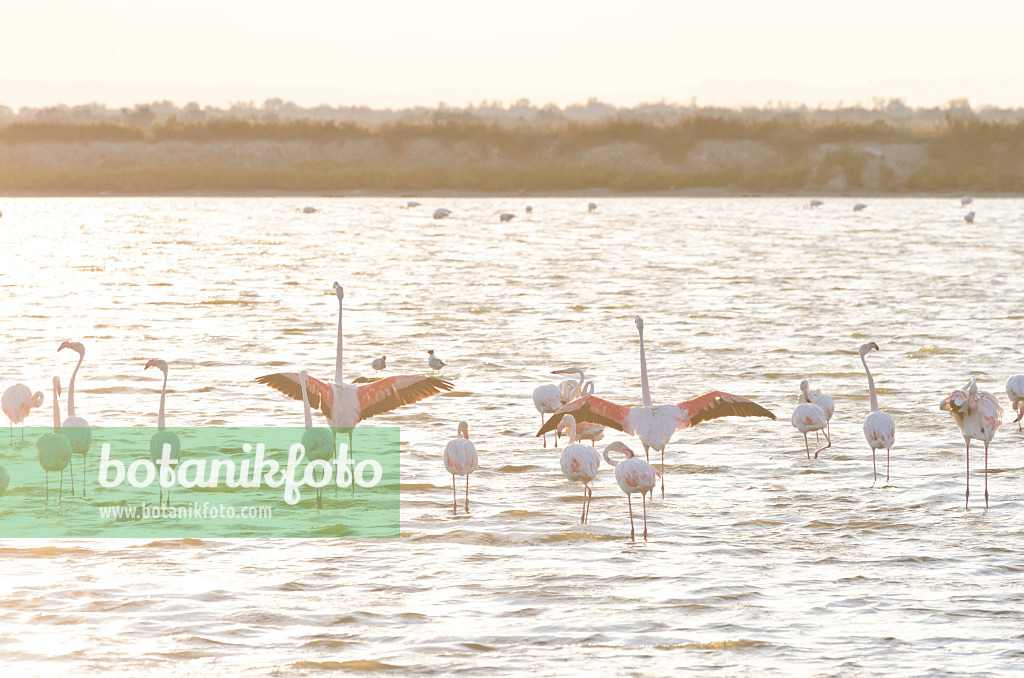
[792,379,830,459]
[603,441,658,539]
[859,342,895,484]
[443,421,478,513]
[557,414,600,525]
[2,384,45,441]
[940,378,1003,508]
[537,316,775,497]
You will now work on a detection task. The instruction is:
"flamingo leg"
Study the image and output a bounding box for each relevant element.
[642,491,648,539]
[886,448,890,484]
[465,475,470,513]
[348,429,355,497]
[541,414,547,448]
[813,430,832,459]
[316,467,323,510]
[579,485,587,524]
[82,454,87,499]
[872,448,877,485]
[965,439,971,509]
[452,475,457,514]
[45,472,49,503]
[984,440,989,509]
[804,433,810,459]
[583,485,593,524]
[167,487,171,508]
[59,469,64,504]
[660,447,665,499]
[70,457,75,496]
[627,493,635,539]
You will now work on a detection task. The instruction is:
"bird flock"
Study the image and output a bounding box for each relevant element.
[2,271,1021,538]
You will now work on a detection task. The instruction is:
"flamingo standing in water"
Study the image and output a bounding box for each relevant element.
[940,378,1003,509]
[538,316,776,497]
[256,283,454,465]
[299,369,336,509]
[59,341,91,497]
[603,441,658,539]
[532,380,563,449]
[443,421,478,513]
[36,377,71,503]
[792,380,830,459]
[2,384,44,441]
[146,359,180,507]
[556,414,600,525]
[1005,375,1024,430]
[859,342,895,484]
[799,381,834,442]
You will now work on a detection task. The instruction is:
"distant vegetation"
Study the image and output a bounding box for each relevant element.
[0,98,1022,193]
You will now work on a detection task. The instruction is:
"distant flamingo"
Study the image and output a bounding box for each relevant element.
[146,359,180,507]
[36,377,71,503]
[603,441,658,539]
[964,211,975,224]
[500,213,515,222]
[556,414,600,524]
[809,199,824,208]
[941,378,1003,508]
[792,380,830,459]
[588,202,597,212]
[799,381,834,442]
[538,316,775,497]
[859,342,895,484]
[299,369,336,509]
[433,208,451,219]
[443,421,478,513]
[1006,375,1024,430]
[256,283,454,460]
[854,202,868,212]
[961,196,973,207]
[59,341,91,497]
[2,383,44,441]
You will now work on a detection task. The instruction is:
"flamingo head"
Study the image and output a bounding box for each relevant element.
[604,440,634,459]
[941,387,969,414]
[556,413,576,433]
[458,421,469,439]
[59,340,85,356]
[859,342,879,357]
[333,281,344,300]
[52,376,62,397]
[427,350,434,355]
[634,315,644,332]
[145,358,168,374]
[799,379,811,398]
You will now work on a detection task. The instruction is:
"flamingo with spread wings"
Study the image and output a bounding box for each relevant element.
[537,316,776,498]
[256,283,454,444]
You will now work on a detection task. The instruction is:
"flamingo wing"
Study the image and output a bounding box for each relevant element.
[536,395,632,436]
[677,391,776,428]
[357,375,454,419]
[255,372,336,420]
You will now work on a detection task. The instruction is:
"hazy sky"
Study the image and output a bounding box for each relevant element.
[5,0,1024,109]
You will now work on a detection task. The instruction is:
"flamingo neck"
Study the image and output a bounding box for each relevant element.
[334,297,344,385]
[638,327,652,407]
[158,370,168,430]
[67,353,82,417]
[300,372,312,428]
[567,419,578,444]
[861,352,879,411]
[602,447,621,467]
[53,387,61,432]
[569,369,586,399]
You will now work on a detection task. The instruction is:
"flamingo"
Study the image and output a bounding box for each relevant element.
[433,208,451,219]
[255,283,454,464]
[575,382,605,446]
[525,205,533,213]
[406,201,421,208]
[588,202,597,212]
[964,211,975,224]
[0,463,8,498]
[809,199,824,208]
[443,421,478,514]
[798,381,834,442]
[961,196,973,207]
[146,359,180,507]
[854,202,868,212]
[532,380,564,449]
[299,369,336,509]
[2,384,44,441]
[603,441,658,539]
[556,414,600,525]
[940,378,1003,509]
[859,342,895,484]
[427,350,446,375]
[537,316,776,497]
[500,213,515,222]
[792,380,830,459]
[372,356,387,374]
[1005,375,1024,430]
[36,377,71,503]
[59,341,91,497]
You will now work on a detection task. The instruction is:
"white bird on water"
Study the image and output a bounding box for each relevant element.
[940,378,1002,509]
[587,202,597,212]
[372,356,387,373]
[859,342,895,485]
[798,380,834,442]
[792,379,830,459]
[809,199,824,208]
[406,201,421,208]
[443,421,478,514]
[500,213,515,222]
[557,414,600,525]
[146,359,180,507]
[603,441,658,539]
[2,383,45,441]
[59,341,91,497]
[427,349,446,375]
[1005,375,1024,430]
[964,211,975,224]
[532,379,564,449]
[538,316,776,498]
[433,208,451,219]
[854,202,868,212]
[525,205,533,213]
[961,196,973,207]
[36,377,71,504]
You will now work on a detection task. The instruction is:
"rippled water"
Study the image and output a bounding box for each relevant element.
[2,196,1024,676]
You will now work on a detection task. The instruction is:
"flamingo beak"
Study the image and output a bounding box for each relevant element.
[939,398,951,411]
